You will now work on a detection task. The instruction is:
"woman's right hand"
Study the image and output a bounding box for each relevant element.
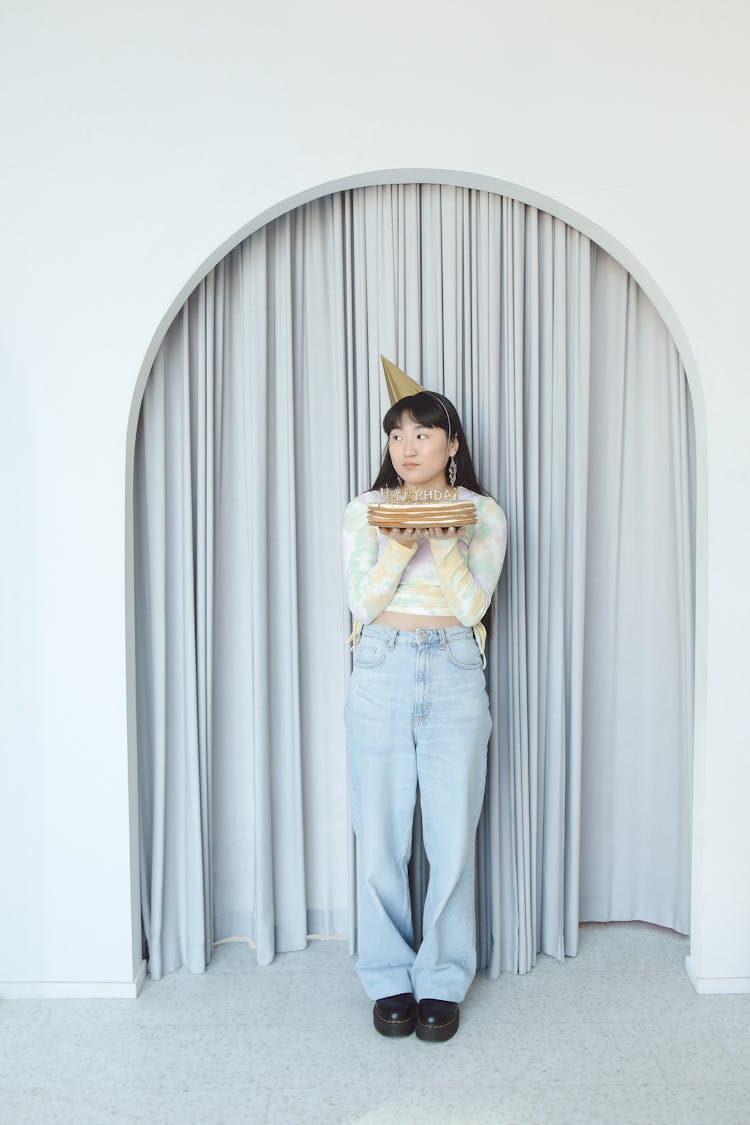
[382,527,425,547]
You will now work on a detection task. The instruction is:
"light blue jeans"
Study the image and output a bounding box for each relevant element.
[345,624,492,1003]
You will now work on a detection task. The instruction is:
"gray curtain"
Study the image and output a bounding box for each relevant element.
[134,184,695,981]
[580,253,695,933]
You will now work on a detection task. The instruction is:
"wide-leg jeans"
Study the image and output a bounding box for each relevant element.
[345,624,492,1003]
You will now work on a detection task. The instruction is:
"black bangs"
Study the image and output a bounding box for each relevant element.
[383,392,453,435]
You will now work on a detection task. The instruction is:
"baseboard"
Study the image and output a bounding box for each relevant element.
[685,955,750,994]
[1,958,148,1000]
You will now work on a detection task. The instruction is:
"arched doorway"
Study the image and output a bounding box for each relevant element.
[125,171,706,981]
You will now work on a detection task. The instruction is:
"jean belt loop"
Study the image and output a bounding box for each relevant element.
[388,629,397,650]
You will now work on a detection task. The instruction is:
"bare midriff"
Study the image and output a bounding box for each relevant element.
[374,610,462,630]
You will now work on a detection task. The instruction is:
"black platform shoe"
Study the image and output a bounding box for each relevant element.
[373,993,417,1037]
[415,999,459,1042]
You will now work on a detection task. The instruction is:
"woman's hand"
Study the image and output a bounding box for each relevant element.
[382,527,425,546]
[427,527,460,540]
[382,526,460,545]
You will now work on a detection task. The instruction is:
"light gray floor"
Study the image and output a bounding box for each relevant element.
[2,923,750,1124]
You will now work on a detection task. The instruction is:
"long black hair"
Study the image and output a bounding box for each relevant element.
[370,391,488,495]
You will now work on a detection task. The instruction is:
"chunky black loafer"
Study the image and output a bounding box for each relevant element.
[373,993,417,1037]
[415,999,459,1042]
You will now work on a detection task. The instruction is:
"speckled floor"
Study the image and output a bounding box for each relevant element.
[2,923,750,1124]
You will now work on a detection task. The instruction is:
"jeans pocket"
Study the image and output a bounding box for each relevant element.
[353,639,387,669]
[446,637,483,670]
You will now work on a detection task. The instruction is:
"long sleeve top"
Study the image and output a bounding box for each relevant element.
[342,487,507,653]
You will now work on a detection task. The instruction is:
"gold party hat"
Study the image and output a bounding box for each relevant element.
[381,355,424,405]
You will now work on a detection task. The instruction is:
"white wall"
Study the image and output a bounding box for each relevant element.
[1,0,748,994]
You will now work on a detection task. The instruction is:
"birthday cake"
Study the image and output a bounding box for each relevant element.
[367,487,477,529]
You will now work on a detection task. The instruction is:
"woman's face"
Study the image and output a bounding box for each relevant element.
[388,411,459,491]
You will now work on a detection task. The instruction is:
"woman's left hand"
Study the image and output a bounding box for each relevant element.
[427,527,459,540]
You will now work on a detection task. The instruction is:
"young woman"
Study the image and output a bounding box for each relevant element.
[343,382,507,1042]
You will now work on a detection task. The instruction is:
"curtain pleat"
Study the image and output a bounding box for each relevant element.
[136,313,212,979]
[135,184,695,980]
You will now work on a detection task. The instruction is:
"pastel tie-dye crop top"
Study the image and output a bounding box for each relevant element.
[342,487,508,656]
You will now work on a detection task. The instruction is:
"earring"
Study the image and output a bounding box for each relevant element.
[396,475,403,487]
[448,457,457,487]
